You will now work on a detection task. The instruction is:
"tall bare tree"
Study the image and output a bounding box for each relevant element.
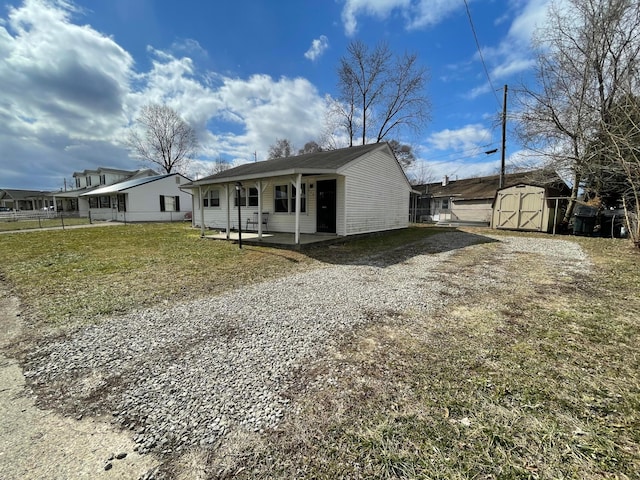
[267,138,295,159]
[335,40,430,146]
[518,0,640,227]
[127,104,198,174]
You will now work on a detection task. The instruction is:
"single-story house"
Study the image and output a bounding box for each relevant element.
[82,173,192,222]
[0,189,53,211]
[412,170,570,228]
[182,142,412,244]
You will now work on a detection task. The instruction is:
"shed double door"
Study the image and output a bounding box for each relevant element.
[495,188,544,231]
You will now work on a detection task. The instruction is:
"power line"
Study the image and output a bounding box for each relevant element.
[463,0,501,107]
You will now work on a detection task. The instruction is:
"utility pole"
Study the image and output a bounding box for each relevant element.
[500,84,508,189]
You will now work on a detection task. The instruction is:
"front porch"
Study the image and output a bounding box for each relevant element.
[203,231,341,249]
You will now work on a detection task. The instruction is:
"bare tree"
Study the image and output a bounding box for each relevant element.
[518,0,640,227]
[591,94,640,244]
[388,139,416,169]
[298,141,323,155]
[127,104,198,174]
[336,40,430,146]
[267,138,295,159]
[408,160,435,186]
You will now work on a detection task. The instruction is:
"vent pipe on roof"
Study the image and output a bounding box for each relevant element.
[442,175,449,186]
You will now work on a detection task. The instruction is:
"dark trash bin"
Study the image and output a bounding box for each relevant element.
[573,205,597,236]
[573,215,596,235]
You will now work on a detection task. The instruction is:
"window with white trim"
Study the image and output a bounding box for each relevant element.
[248,187,258,206]
[203,189,220,207]
[274,183,306,213]
[160,195,180,212]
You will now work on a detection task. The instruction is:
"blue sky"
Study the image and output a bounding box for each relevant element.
[0,0,554,190]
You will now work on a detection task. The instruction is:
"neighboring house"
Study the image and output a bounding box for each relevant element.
[53,167,158,215]
[0,189,54,211]
[82,173,192,222]
[183,143,412,244]
[412,170,570,228]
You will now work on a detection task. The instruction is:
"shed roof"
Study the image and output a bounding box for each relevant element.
[415,170,570,201]
[185,143,388,186]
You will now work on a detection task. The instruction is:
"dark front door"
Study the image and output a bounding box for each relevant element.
[316,179,337,233]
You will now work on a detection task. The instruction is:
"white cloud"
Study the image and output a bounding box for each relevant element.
[426,124,493,152]
[0,0,330,188]
[304,35,329,61]
[341,0,459,36]
[464,0,553,98]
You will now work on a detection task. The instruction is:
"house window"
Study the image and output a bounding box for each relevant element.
[203,189,220,208]
[75,177,80,188]
[160,195,180,212]
[99,196,110,208]
[248,187,258,207]
[274,185,288,212]
[441,198,449,210]
[86,176,92,186]
[88,197,98,208]
[99,174,106,185]
[274,183,306,213]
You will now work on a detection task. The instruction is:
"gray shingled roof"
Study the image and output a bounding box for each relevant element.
[186,143,387,186]
[0,189,51,200]
[414,170,570,201]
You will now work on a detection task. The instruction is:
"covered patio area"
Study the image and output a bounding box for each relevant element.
[203,231,341,249]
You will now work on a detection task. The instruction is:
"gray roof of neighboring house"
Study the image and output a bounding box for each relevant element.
[414,170,571,201]
[185,143,388,186]
[82,174,180,196]
[0,189,52,200]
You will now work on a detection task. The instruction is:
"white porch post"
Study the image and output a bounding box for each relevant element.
[225,184,231,239]
[257,180,263,239]
[199,186,205,237]
[295,173,301,244]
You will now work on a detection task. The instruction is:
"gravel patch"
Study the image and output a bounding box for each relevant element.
[21,232,590,457]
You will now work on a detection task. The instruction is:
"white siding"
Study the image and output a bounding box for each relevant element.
[89,175,191,222]
[194,177,318,233]
[340,149,410,235]
[192,146,410,236]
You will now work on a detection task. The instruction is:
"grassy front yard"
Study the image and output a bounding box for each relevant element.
[0,222,441,327]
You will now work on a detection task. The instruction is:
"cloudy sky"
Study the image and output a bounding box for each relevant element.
[0,0,554,190]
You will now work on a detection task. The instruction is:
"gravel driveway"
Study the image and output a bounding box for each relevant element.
[16,231,590,470]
